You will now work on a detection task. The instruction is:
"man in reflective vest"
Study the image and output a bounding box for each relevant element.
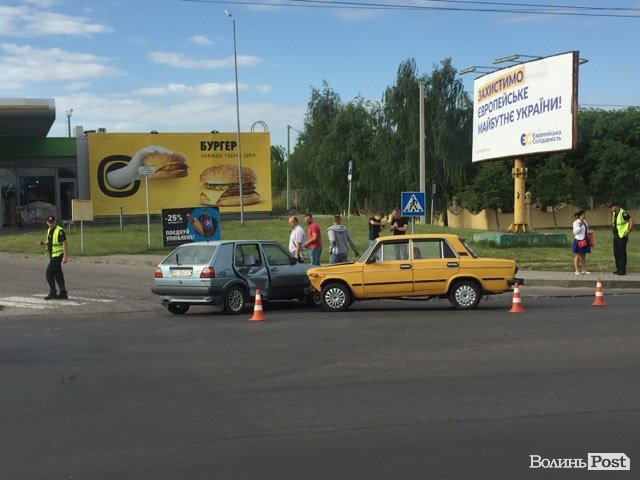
[610,201,633,276]
[39,215,69,299]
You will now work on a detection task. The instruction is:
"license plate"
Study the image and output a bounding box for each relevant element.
[170,268,193,277]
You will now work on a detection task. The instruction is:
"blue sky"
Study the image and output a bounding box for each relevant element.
[1,0,639,148]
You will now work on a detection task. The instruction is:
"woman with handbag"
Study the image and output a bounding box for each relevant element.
[572,210,591,275]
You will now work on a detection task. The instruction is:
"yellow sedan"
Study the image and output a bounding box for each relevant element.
[307,234,520,312]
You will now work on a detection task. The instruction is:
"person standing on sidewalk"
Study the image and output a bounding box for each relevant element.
[288,216,306,262]
[39,215,69,300]
[571,210,591,275]
[610,201,633,275]
[304,213,323,266]
[327,214,359,264]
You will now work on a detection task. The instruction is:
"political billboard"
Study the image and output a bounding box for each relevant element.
[472,51,578,163]
[88,132,271,215]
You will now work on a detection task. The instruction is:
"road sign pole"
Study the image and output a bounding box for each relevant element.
[347,180,352,220]
[80,220,84,253]
[138,166,156,250]
[347,161,353,220]
[145,174,151,249]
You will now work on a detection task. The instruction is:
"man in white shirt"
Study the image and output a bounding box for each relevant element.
[288,216,305,262]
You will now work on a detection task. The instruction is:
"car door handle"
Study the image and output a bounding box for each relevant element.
[447,262,459,268]
[400,264,412,270]
[270,267,279,272]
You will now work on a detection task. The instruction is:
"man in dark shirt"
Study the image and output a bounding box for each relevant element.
[390,208,409,259]
[368,212,385,247]
[390,208,408,235]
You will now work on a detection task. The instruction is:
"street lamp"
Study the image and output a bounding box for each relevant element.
[459,66,498,75]
[66,109,73,137]
[225,8,244,225]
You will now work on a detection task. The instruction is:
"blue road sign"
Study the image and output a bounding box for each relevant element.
[401,191,426,217]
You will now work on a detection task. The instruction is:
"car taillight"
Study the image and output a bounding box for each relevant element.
[200,267,215,278]
[154,268,163,278]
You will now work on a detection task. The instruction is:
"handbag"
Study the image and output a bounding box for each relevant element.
[587,230,595,247]
[577,239,588,248]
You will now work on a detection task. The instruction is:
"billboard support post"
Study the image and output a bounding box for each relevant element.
[507,157,531,233]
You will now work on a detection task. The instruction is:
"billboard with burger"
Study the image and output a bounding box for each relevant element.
[88,132,271,215]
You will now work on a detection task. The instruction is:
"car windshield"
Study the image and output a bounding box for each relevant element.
[357,243,376,263]
[461,239,479,258]
[162,244,218,265]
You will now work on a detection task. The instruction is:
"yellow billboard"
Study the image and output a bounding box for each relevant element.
[88,132,272,215]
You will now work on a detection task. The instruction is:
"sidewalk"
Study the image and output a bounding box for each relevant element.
[519,269,640,289]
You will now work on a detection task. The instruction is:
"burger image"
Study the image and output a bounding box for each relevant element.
[140,150,189,179]
[105,145,189,189]
[199,164,261,207]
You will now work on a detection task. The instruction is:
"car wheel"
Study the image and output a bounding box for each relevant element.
[321,282,352,312]
[167,303,190,315]
[224,286,247,315]
[449,280,481,310]
[304,290,322,308]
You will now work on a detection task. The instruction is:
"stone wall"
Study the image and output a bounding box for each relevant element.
[447,201,639,231]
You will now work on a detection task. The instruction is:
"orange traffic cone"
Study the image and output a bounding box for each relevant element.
[591,277,607,306]
[508,282,525,313]
[249,289,267,321]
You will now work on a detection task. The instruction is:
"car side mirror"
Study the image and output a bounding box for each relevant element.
[366,256,376,264]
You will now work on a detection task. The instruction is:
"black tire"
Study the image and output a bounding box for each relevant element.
[224,285,247,315]
[449,279,481,310]
[304,290,322,308]
[167,303,190,315]
[320,282,352,312]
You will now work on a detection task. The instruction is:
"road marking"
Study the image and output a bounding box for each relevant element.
[2,296,87,307]
[34,294,115,303]
[0,299,49,310]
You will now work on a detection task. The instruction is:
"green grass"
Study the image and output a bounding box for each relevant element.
[1,215,636,272]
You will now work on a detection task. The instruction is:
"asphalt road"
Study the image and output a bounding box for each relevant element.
[2,295,639,480]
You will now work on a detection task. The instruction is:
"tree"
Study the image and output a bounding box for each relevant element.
[588,139,640,207]
[270,145,287,192]
[458,161,512,229]
[382,58,473,223]
[530,155,586,229]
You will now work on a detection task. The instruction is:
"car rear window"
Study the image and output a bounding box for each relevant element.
[162,245,218,265]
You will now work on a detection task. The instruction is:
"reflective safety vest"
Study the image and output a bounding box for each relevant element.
[46,225,65,257]
[612,208,630,239]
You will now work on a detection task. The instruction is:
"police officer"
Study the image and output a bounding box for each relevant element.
[610,201,633,276]
[39,215,69,299]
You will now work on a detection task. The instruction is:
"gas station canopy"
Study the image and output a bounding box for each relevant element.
[0,98,56,137]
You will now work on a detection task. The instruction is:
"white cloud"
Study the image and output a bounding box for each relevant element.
[132,82,271,97]
[0,43,119,90]
[189,35,213,46]
[54,92,305,146]
[149,51,262,69]
[133,82,238,97]
[0,4,112,37]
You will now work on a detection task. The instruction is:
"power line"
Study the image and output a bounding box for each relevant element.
[580,103,640,109]
[181,0,640,18]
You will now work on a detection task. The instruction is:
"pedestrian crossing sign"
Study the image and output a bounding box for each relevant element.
[401,191,426,217]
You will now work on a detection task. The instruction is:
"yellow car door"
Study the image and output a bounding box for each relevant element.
[410,238,460,295]
[361,239,414,297]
